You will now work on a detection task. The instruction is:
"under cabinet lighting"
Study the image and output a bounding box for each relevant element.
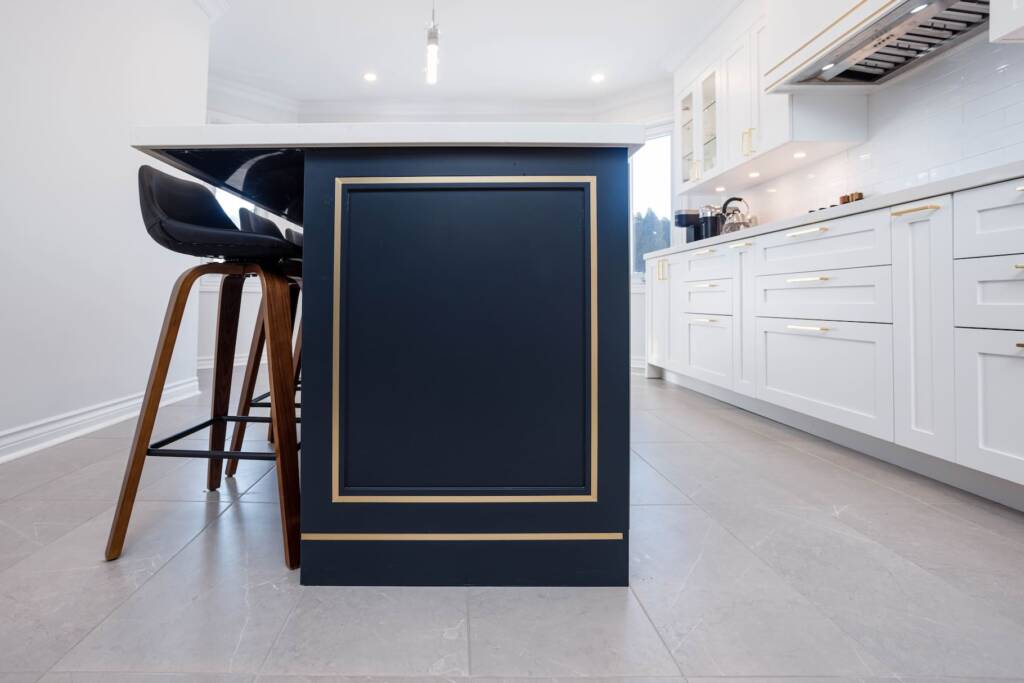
[748,171,761,178]
[591,73,606,83]
[363,72,378,82]
[715,186,726,192]
[767,188,777,193]
[793,151,807,159]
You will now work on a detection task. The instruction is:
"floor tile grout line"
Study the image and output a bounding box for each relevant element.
[627,584,687,678]
[41,497,242,676]
[464,587,473,676]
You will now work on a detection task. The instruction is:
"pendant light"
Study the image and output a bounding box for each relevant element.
[426,3,439,85]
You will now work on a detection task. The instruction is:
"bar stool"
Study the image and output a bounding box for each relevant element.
[105,166,303,569]
[225,210,303,477]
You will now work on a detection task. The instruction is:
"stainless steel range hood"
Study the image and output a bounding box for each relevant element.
[786,0,990,87]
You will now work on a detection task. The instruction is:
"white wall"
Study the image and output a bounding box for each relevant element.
[743,35,1024,223]
[0,0,213,461]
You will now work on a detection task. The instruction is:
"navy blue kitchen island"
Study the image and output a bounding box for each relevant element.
[133,123,642,586]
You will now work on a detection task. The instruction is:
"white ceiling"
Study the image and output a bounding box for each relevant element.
[209,0,741,107]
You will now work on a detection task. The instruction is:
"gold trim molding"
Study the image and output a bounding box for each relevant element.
[332,175,599,504]
[302,532,623,541]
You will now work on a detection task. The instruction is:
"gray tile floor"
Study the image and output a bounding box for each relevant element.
[2,372,1024,682]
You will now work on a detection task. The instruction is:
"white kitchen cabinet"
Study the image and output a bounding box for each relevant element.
[681,277,733,315]
[891,197,956,462]
[756,317,894,440]
[954,178,1024,258]
[699,67,722,178]
[955,328,1024,485]
[732,239,758,397]
[646,258,670,367]
[679,244,734,280]
[752,209,891,275]
[954,254,1024,330]
[755,265,893,323]
[724,30,754,168]
[679,314,734,389]
[678,84,700,185]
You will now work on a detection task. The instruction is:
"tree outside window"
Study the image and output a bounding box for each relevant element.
[630,134,671,280]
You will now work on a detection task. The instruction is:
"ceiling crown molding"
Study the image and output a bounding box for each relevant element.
[193,0,230,22]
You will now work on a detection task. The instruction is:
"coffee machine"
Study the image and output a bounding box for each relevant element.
[673,209,701,243]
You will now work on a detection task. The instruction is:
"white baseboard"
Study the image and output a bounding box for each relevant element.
[0,376,201,465]
[630,356,647,370]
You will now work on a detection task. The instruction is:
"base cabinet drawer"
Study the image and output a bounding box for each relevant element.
[954,254,1024,330]
[681,277,733,315]
[955,328,1024,485]
[678,245,734,280]
[753,210,891,275]
[755,317,894,440]
[954,178,1024,259]
[755,266,892,323]
[679,314,734,389]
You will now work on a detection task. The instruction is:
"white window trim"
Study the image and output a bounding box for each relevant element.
[629,120,674,287]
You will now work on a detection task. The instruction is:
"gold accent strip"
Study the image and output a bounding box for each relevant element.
[787,226,829,238]
[332,175,599,504]
[891,204,941,217]
[766,0,901,91]
[302,532,624,542]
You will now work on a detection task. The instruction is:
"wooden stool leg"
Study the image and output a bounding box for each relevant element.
[260,270,301,569]
[226,298,265,478]
[206,274,246,491]
[106,265,215,561]
[268,282,301,443]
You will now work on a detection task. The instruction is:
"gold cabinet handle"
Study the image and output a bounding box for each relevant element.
[1016,186,1024,192]
[786,275,831,283]
[693,248,715,255]
[1017,342,1024,349]
[787,324,831,332]
[728,241,753,249]
[1015,264,1024,269]
[658,260,669,280]
[692,318,718,324]
[786,226,828,238]
[691,282,717,288]
[891,204,941,217]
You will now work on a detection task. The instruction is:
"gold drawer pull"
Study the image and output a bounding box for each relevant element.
[693,248,715,255]
[1017,186,1024,192]
[691,283,717,288]
[1015,264,1024,269]
[787,324,831,332]
[1018,343,1024,349]
[786,275,831,283]
[728,241,753,249]
[692,318,718,324]
[891,204,941,217]
[786,226,828,238]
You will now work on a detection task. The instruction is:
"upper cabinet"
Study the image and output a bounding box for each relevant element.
[991,0,1024,42]
[673,1,867,198]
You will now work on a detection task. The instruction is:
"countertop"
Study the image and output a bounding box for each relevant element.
[645,160,1024,259]
[130,122,646,153]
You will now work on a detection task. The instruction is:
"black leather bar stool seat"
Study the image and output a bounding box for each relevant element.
[106,166,303,569]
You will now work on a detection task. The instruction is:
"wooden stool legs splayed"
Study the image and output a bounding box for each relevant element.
[105,166,302,569]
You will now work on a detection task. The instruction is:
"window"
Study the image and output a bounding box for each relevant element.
[629,133,672,280]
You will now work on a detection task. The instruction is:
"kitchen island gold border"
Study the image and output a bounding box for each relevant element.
[332,175,599,503]
[302,532,623,541]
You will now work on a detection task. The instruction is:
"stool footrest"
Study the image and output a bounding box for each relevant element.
[146,415,300,461]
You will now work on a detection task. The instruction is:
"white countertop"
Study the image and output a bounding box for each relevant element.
[645,160,1024,259]
[131,122,646,153]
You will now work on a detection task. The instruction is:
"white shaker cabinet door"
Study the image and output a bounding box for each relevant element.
[756,317,894,440]
[733,241,758,398]
[891,197,956,461]
[680,314,734,390]
[955,328,1024,485]
[954,178,1024,259]
[954,254,1024,331]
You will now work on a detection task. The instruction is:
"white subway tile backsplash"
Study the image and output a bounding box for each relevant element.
[741,37,1024,223]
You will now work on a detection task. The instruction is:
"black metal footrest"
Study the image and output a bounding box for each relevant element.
[147,415,300,461]
[250,389,301,410]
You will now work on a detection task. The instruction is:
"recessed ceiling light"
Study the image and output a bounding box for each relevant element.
[807,173,817,179]
[793,151,807,159]
[766,188,777,193]
[859,153,872,160]
[591,73,606,84]
[363,72,378,82]
[748,171,761,179]
[714,186,726,192]
[821,63,836,72]
[910,3,928,14]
